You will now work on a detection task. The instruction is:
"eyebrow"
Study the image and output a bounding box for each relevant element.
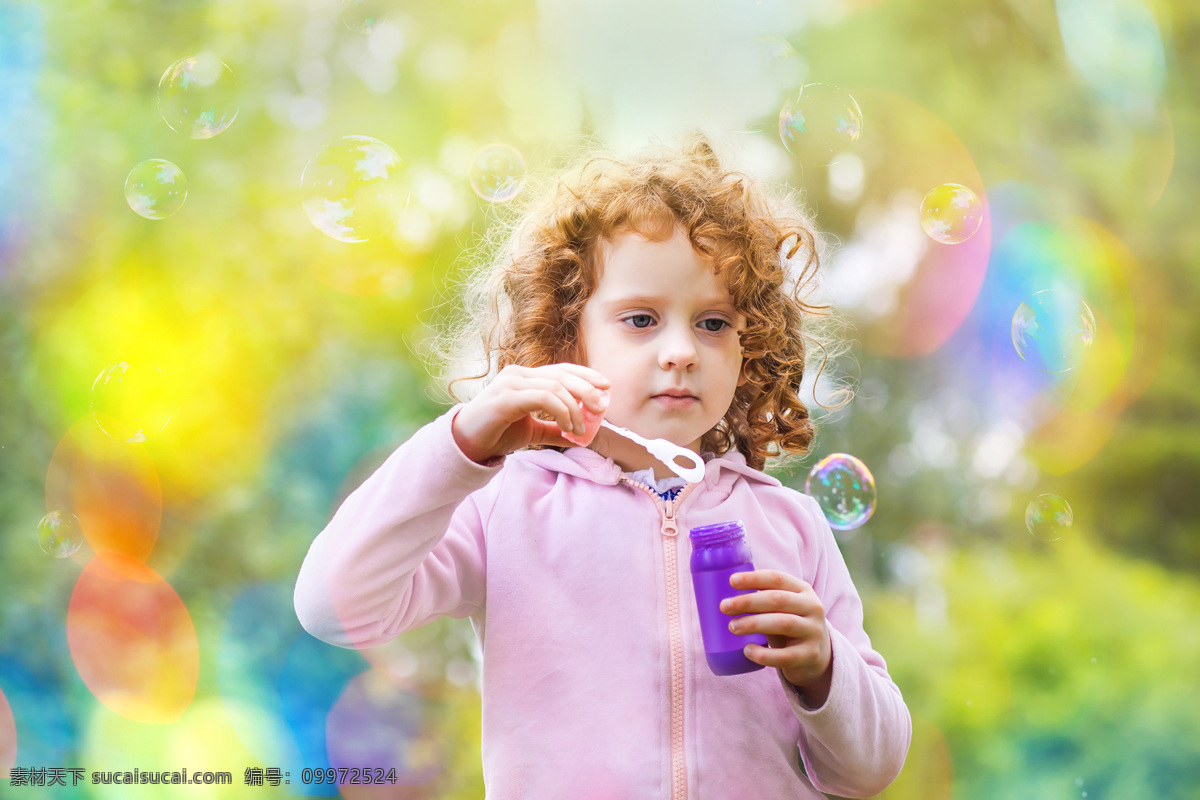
[603,294,737,311]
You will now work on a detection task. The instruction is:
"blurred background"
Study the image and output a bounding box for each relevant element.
[1,0,1198,797]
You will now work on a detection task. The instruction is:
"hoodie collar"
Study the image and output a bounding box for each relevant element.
[510,444,781,491]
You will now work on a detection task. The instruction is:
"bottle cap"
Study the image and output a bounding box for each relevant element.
[689,520,746,547]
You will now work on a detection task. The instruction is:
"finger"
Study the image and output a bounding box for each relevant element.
[550,362,612,392]
[721,589,820,617]
[507,364,610,414]
[523,380,589,435]
[742,642,801,668]
[507,385,583,437]
[743,640,827,672]
[555,370,611,414]
[727,611,813,639]
[730,569,811,594]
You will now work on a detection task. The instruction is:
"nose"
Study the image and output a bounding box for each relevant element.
[657,321,699,372]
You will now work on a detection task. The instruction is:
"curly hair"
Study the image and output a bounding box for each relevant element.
[426,132,850,472]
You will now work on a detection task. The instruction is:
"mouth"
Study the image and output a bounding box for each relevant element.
[652,393,699,405]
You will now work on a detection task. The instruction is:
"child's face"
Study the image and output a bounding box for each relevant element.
[577,224,747,478]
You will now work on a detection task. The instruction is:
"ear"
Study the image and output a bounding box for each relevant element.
[736,359,748,387]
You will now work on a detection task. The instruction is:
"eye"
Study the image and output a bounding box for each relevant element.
[699,318,730,332]
[622,314,655,329]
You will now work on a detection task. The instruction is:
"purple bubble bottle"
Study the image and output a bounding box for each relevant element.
[689,520,768,676]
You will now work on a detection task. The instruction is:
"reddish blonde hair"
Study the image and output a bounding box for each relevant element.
[430,132,848,471]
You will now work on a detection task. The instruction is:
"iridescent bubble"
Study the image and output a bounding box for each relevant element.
[38,511,84,558]
[920,183,984,244]
[778,83,862,166]
[342,0,384,33]
[1025,494,1072,541]
[301,135,407,243]
[469,143,526,203]
[157,54,239,139]
[1011,290,1097,373]
[91,362,171,443]
[124,160,187,220]
[805,453,877,531]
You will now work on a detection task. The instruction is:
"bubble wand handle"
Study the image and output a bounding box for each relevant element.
[599,420,706,483]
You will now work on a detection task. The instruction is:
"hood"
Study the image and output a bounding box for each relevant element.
[509,444,781,502]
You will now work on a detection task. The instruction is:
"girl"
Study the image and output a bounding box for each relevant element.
[295,134,911,799]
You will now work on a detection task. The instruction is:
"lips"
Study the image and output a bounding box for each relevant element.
[653,391,697,399]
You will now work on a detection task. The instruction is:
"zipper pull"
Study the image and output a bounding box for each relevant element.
[661,501,679,537]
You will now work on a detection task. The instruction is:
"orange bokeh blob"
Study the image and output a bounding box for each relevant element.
[67,554,198,724]
[46,417,162,568]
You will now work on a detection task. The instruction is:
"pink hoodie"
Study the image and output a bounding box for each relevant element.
[295,405,911,799]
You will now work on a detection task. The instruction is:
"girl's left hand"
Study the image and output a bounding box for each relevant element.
[720,569,833,704]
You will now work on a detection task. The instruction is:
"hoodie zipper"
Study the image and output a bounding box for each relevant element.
[620,476,700,800]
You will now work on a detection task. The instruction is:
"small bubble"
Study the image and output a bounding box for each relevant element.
[920,183,983,244]
[469,143,526,203]
[1011,289,1097,373]
[125,160,187,220]
[1025,494,1072,541]
[301,135,407,243]
[778,83,862,166]
[158,53,239,139]
[38,511,84,558]
[805,453,877,530]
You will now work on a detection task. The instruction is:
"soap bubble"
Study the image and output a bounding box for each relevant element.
[778,83,862,166]
[158,54,239,139]
[301,135,407,243]
[469,144,526,203]
[342,0,384,33]
[805,453,877,530]
[125,160,188,220]
[1025,494,1072,541]
[91,362,171,443]
[920,183,984,244]
[38,511,84,558]
[1011,290,1097,373]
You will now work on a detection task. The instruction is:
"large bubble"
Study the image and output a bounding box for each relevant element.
[38,511,84,558]
[301,135,407,243]
[90,362,171,443]
[805,453,877,531]
[125,160,187,220]
[469,143,526,203]
[778,83,862,166]
[157,54,239,139]
[1025,494,1072,541]
[1011,289,1097,373]
[920,183,984,244]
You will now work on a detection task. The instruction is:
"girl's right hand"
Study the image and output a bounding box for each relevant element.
[451,364,611,465]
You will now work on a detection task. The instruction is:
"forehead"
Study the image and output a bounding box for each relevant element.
[593,226,736,304]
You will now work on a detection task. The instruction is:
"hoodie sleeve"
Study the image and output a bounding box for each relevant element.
[294,404,504,649]
[778,494,912,798]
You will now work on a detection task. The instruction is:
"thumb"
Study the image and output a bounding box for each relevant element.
[526,417,577,448]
